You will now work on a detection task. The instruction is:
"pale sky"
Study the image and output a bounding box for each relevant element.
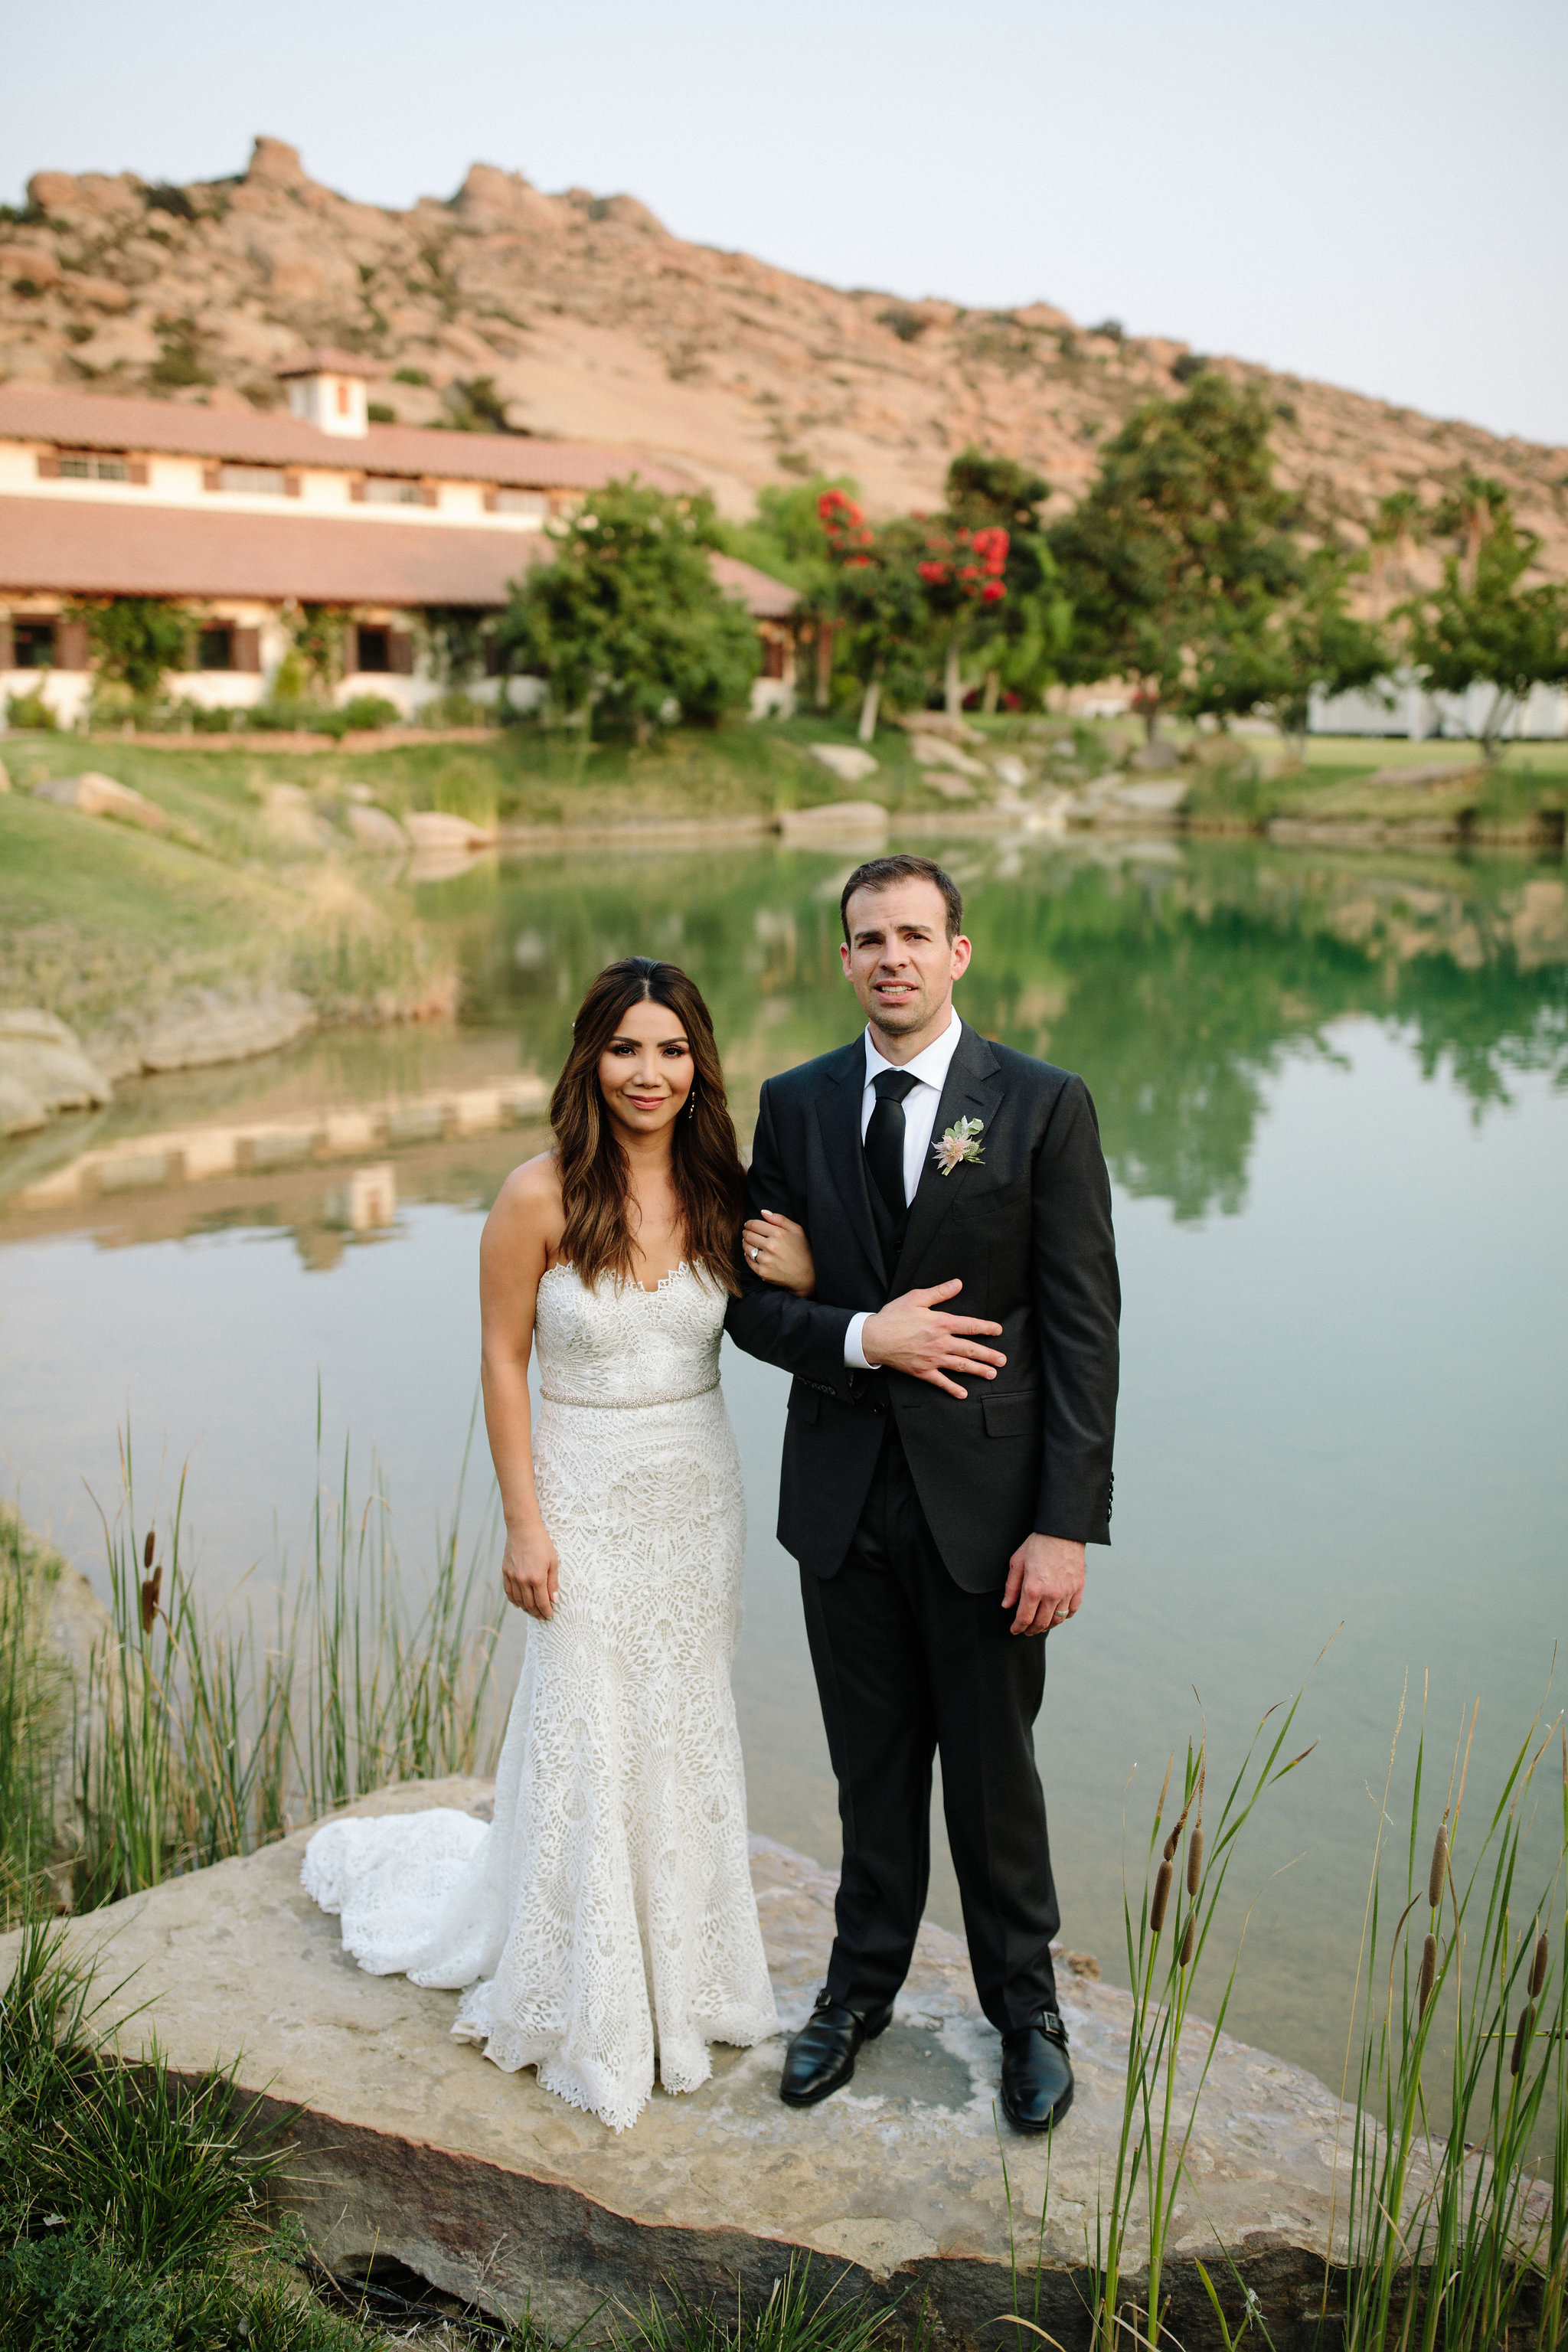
[5,0,1564,448]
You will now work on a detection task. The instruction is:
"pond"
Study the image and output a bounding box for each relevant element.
[3,830,1566,2098]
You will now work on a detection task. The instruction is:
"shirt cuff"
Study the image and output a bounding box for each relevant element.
[843,1312,874,1370]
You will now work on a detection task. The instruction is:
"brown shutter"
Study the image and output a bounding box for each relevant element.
[55,618,90,670]
[203,466,221,492]
[483,487,498,513]
[36,451,60,480]
[349,478,367,504]
[129,459,149,486]
[420,482,438,508]
[388,630,415,676]
[347,626,363,673]
[284,471,302,499]
[232,627,261,675]
[0,616,12,668]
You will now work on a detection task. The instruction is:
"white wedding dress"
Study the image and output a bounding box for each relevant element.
[301,1262,778,2131]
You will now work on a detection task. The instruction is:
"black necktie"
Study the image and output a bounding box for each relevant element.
[864,1069,919,1220]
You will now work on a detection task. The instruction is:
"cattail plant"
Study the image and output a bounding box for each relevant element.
[73,1406,505,1905]
[1088,1681,1318,2352]
[1331,1695,1568,2352]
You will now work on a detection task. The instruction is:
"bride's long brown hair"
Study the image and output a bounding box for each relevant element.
[551,957,745,1295]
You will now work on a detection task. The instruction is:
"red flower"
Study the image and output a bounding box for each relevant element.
[981,581,1005,603]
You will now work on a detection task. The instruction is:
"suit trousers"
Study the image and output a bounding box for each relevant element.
[800,1419,1061,2034]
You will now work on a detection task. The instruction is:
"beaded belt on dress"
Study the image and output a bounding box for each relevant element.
[538,1378,720,1410]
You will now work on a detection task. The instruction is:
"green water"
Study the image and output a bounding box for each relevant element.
[3,831,1565,2095]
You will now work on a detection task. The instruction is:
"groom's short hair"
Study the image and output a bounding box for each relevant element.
[840,855,964,945]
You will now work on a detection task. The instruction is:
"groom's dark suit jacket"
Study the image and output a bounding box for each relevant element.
[725,1020,1120,1592]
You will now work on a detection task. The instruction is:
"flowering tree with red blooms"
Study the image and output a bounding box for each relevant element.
[913,522,1009,714]
[818,490,929,742]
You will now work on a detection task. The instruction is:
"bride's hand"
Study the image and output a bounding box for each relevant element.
[742,1209,815,1297]
[502,1524,560,1620]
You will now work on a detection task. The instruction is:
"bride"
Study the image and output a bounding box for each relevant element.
[302,956,813,2131]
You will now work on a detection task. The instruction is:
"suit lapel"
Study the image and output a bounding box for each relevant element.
[813,1035,887,1291]
[892,1022,1004,1291]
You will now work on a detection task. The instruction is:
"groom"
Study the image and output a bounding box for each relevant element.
[726,853,1119,2133]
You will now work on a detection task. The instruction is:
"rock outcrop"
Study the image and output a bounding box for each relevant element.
[31,772,168,832]
[0,1008,113,1134]
[0,1777,1351,2347]
[2,136,1563,564]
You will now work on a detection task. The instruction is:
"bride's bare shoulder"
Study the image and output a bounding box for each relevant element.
[483,1151,564,1251]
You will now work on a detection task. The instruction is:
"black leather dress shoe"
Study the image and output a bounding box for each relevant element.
[999,2011,1073,2133]
[779,1992,895,2106]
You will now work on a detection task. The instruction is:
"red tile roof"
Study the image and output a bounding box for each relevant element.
[0,496,551,606]
[0,384,688,492]
[0,497,798,618]
[709,553,799,621]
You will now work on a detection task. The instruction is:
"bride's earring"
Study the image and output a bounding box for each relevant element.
[687,1081,698,1122]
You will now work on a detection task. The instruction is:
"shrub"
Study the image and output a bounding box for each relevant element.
[4,689,55,730]
[366,401,396,424]
[329,694,402,735]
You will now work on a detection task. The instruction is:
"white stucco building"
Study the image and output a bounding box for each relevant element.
[0,354,799,725]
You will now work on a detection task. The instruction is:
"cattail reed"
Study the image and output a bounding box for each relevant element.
[1511,2001,1535,2077]
[143,1528,155,1571]
[1428,1822,1448,1909]
[1163,1825,1180,1864]
[1529,1929,1548,2000]
[139,1564,161,1636]
[1418,1931,1437,2017]
[1151,1858,1173,1933]
[1186,1824,1204,1897]
[1179,1910,1196,1968]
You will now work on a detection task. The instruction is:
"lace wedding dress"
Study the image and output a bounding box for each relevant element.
[302,1262,778,2131]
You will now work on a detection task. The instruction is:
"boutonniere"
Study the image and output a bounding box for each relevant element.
[933,1116,985,1175]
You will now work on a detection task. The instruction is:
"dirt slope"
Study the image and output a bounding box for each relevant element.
[3,135,1565,579]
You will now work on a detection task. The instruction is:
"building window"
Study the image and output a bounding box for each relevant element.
[197,626,234,671]
[361,476,424,507]
[57,452,130,481]
[354,626,391,673]
[492,488,548,524]
[213,465,287,495]
[11,620,57,668]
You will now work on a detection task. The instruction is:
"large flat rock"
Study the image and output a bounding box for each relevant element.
[8,1780,1348,2344]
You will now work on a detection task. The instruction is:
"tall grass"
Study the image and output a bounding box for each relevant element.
[1331,1690,1568,2352]
[74,1410,505,1907]
[1087,1686,1318,2352]
[0,1509,69,1928]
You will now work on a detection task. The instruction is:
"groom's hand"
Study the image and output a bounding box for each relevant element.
[1004,1534,1086,1637]
[861,1279,1005,1400]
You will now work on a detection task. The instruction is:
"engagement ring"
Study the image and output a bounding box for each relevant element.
[750,1246,760,1262]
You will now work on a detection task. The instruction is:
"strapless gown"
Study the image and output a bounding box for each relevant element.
[301,1262,778,2131]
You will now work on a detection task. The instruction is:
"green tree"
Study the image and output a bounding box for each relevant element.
[1185,548,1389,750]
[1401,499,1568,760]
[1050,374,1302,741]
[819,492,930,741]
[720,476,853,710]
[494,482,760,740]
[945,447,1070,711]
[79,599,190,698]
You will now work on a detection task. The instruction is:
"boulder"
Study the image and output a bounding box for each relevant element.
[910,734,986,778]
[347,804,411,852]
[0,1008,113,1129]
[31,771,168,831]
[129,988,316,1074]
[896,712,984,746]
[8,1779,1351,2346]
[777,799,890,842]
[806,745,879,785]
[403,811,499,851]
[1112,779,1191,815]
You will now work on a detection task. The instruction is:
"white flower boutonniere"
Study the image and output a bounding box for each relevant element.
[933,1116,985,1176]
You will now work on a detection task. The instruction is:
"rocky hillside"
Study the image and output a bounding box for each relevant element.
[4,134,1566,577]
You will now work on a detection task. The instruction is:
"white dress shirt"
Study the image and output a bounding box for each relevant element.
[843,1011,962,1369]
